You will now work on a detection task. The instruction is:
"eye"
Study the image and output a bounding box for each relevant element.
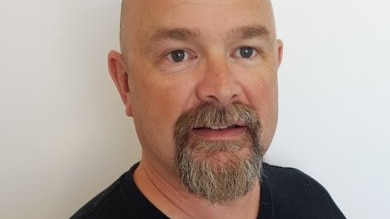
[167,50,189,63]
[233,46,258,59]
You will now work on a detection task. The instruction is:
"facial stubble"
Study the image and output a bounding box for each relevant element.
[174,102,263,203]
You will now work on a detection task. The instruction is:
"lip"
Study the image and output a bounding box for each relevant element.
[192,126,246,140]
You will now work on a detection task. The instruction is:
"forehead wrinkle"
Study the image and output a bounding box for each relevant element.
[147,25,270,44]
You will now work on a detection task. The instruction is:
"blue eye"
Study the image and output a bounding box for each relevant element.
[239,47,255,58]
[168,50,187,62]
[233,46,259,59]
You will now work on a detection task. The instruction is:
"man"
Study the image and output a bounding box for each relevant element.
[72,0,345,218]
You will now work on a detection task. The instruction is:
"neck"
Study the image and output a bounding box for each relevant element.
[134,161,261,219]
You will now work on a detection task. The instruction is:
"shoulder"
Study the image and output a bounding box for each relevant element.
[262,162,319,188]
[261,162,345,218]
[71,163,169,219]
[70,171,130,219]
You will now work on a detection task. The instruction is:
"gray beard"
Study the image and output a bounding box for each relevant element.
[174,102,263,203]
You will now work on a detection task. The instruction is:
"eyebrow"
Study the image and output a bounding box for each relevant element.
[229,25,270,40]
[149,28,200,42]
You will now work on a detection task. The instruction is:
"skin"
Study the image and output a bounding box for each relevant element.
[108,0,283,218]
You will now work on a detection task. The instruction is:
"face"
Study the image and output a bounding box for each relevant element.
[109,0,283,194]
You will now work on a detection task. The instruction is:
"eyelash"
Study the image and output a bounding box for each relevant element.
[164,46,261,64]
[166,50,194,63]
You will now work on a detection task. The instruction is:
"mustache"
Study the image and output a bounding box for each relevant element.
[174,102,262,144]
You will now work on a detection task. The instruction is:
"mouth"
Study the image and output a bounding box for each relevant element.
[194,124,242,130]
[192,124,246,140]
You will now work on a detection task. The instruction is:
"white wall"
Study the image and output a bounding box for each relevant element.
[270,1,390,218]
[0,0,389,218]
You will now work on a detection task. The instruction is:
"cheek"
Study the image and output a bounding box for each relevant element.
[131,75,194,145]
[244,75,278,150]
[130,83,184,167]
[148,83,192,122]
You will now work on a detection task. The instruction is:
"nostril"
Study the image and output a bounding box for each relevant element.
[195,61,240,105]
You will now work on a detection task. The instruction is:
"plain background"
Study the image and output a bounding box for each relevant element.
[1,0,389,218]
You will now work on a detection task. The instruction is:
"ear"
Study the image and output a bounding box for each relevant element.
[276,39,284,69]
[107,50,133,116]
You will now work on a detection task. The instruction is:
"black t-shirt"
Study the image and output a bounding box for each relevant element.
[71,163,345,219]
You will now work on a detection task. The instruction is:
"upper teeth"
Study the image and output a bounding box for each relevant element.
[210,126,229,130]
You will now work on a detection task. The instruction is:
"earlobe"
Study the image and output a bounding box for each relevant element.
[277,39,284,68]
[107,50,133,116]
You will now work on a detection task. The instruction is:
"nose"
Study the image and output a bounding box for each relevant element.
[195,56,241,106]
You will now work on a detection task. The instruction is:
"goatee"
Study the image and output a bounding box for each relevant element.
[174,102,264,203]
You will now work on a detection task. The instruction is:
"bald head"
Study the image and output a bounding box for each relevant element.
[119,0,277,56]
[119,0,129,54]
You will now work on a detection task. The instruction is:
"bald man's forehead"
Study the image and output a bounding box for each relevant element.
[122,0,272,6]
[120,0,276,52]
[121,0,274,27]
